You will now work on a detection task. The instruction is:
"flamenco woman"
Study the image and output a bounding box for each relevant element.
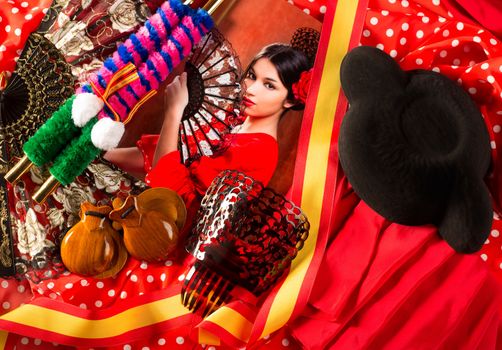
[0,43,313,349]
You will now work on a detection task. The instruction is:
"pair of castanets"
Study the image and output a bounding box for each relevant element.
[60,188,186,278]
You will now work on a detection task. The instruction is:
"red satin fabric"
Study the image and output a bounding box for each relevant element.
[444,0,502,40]
[291,179,502,349]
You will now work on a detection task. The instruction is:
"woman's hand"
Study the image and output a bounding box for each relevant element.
[164,72,189,121]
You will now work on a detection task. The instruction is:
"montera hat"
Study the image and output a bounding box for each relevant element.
[338,46,492,253]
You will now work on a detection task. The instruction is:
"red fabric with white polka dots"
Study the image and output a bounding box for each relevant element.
[286,0,327,21]
[0,0,52,74]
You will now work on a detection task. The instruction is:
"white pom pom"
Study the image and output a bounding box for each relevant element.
[72,93,104,127]
[91,118,125,151]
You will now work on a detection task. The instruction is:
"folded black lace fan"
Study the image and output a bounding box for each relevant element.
[180,28,242,164]
[0,33,75,158]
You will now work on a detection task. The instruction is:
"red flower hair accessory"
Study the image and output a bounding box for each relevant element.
[292,68,313,104]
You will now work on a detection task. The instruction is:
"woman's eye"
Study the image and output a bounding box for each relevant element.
[247,72,255,80]
[264,82,275,90]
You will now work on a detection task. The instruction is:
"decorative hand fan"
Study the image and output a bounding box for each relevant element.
[180,28,242,164]
[0,33,75,158]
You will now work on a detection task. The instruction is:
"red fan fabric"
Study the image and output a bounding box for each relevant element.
[0,0,52,74]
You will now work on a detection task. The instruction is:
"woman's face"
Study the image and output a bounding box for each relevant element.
[242,58,293,118]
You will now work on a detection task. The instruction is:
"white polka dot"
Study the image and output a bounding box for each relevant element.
[160,273,166,281]
[282,338,290,347]
[442,29,449,37]
[497,111,502,115]
[25,13,32,20]
[456,22,464,31]
[491,229,500,237]
[47,282,54,289]
[468,87,477,94]
[165,260,173,266]
[80,279,89,287]
[208,347,216,350]
[500,92,502,98]
[438,16,446,23]
[451,39,459,47]
[2,302,10,309]
[485,238,490,244]
[120,291,127,299]
[0,45,5,52]
[108,289,116,297]
[34,339,42,346]
[488,75,495,83]
[32,6,40,11]
[432,67,440,73]
[457,78,462,84]
[481,254,488,261]
[478,29,485,34]
[422,16,429,23]
[37,288,44,294]
[11,7,19,14]
[494,125,502,133]
[5,25,10,33]
[453,58,461,65]
[376,43,385,50]
[439,50,447,58]
[49,293,57,299]
[21,337,29,345]
[473,36,481,43]
[490,38,498,45]
[13,28,21,36]
[158,338,166,346]
[390,50,398,57]
[21,2,29,7]
[141,347,150,350]
[389,0,396,3]
[320,5,327,14]
[363,29,371,37]
[399,37,407,45]
[130,274,138,282]
[433,0,440,5]
[491,141,497,149]
[65,283,73,289]
[96,281,104,289]
[401,22,409,31]
[17,285,25,293]
[481,63,489,70]
[147,275,154,283]
[79,303,87,309]
[140,262,148,270]
[42,8,48,14]
[178,274,186,281]
[401,0,409,7]
[415,58,423,65]
[1,280,9,288]
[381,10,389,16]
[176,337,184,345]
[95,300,103,307]
[386,28,394,37]
[370,17,378,25]
[123,346,132,350]
[303,8,310,15]
[416,30,424,39]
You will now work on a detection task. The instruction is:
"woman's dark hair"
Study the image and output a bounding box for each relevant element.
[243,43,311,111]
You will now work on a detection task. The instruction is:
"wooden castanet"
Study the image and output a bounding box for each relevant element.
[61,202,128,278]
[109,188,186,261]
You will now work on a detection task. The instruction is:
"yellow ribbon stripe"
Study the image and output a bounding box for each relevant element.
[261,0,361,338]
[0,330,8,349]
[90,63,139,122]
[202,306,253,343]
[0,296,188,339]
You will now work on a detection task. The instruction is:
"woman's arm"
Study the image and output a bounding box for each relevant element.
[103,147,146,179]
[152,72,189,167]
